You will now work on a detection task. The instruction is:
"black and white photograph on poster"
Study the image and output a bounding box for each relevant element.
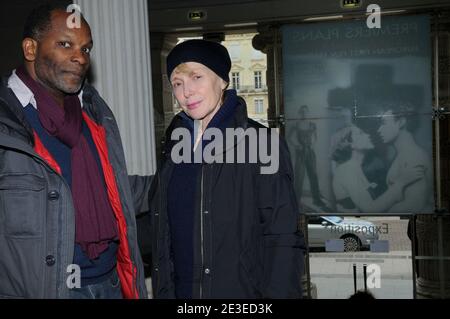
[282,15,434,216]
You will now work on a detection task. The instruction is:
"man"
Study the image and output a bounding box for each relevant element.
[377,101,432,213]
[0,4,150,299]
[288,105,326,209]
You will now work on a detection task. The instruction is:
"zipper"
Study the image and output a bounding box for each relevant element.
[199,165,204,299]
[155,172,163,294]
[132,262,138,298]
[59,185,75,298]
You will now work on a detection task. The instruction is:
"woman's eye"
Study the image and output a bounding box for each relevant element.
[82,47,91,54]
[172,82,181,88]
[194,75,202,80]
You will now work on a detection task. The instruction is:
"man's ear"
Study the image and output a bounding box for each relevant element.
[22,38,37,62]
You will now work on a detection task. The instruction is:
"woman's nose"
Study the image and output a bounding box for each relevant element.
[183,83,193,97]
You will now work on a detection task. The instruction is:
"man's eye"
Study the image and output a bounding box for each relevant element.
[59,42,71,48]
[83,47,92,54]
[193,75,202,80]
[172,82,181,88]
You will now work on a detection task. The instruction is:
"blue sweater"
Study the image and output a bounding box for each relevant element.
[23,104,118,286]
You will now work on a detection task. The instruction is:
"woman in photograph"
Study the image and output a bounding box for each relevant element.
[331,125,424,214]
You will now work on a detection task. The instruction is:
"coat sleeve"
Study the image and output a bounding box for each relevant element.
[256,135,306,299]
[128,175,153,215]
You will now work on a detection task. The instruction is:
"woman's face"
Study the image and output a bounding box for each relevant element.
[170,62,227,125]
[351,126,374,150]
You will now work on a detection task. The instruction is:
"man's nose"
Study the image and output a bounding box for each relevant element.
[71,49,89,66]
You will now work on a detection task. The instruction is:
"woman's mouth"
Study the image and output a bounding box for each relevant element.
[187,101,201,110]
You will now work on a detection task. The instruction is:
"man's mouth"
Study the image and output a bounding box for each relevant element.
[64,70,84,79]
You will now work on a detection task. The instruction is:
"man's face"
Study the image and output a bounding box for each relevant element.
[33,10,93,95]
[377,110,402,144]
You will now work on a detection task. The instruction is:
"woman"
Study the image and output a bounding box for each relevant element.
[331,125,424,214]
[149,39,305,299]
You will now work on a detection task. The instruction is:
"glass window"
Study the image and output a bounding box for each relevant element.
[254,99,264,114]
[228,44,241,61]
[308,216,324,225]
[252,48,265,60]
[307,215,413,299]
[232,72,240,90]
[254,71,262,89]
[325,216,343,224]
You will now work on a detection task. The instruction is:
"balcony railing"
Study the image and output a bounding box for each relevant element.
[232,85,268,93]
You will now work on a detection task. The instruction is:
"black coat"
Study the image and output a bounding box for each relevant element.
[149,96,305,299]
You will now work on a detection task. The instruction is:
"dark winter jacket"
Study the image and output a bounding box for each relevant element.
[0,74,151,299]
[149,93,305,299]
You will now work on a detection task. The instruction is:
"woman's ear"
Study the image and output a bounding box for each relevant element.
[22,38,37,62]
[221,79,228,91]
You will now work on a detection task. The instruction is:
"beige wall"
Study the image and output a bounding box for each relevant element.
[223,33,269,126]
[173,33,269,126]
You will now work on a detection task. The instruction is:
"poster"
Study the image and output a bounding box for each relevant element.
[283,15,434,215]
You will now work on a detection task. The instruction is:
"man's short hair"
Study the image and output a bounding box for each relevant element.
[23,3,70,40]
[379,99,419,132]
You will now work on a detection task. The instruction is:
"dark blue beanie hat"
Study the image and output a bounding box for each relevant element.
[167,39,231,83]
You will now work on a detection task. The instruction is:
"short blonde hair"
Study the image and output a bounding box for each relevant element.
[172,63,191,76]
